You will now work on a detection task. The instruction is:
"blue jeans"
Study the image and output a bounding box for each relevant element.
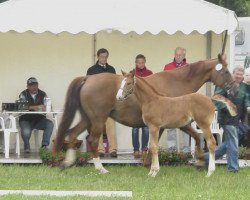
[19,118,54,149]
[132,127,149,151]
[204,125,239,172]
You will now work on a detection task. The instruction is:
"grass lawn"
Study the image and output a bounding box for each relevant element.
[0,164,249,200]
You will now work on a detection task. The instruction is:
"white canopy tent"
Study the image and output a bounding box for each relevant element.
[0,0,239,152]
[0,0,237,35]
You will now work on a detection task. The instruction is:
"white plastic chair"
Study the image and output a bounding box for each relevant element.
[190,111,223,154]
[0,115,20,158]
[33,129,40,152]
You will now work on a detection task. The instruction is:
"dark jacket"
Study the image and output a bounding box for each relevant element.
[214,82,250,126]
[19,89,47,122]
[87,62,116,75]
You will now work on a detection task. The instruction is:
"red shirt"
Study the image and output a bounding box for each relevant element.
[163,58,187,71]
[135,66,153,77]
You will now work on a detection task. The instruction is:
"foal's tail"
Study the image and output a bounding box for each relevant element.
[211,95,237,116]
[53,76,87,155]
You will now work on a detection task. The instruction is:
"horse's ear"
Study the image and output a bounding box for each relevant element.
[121,70,126,76]
[218,53,227,66]
[131,69,135,77]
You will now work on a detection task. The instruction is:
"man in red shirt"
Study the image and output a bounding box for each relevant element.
[132,54,153,158]
[163,47,187,71]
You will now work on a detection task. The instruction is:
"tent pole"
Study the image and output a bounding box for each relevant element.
[93,34,97,65]
[222,30,228,55]
[206,31,212,96]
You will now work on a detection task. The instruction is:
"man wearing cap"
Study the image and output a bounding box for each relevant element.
[19,77,54,153]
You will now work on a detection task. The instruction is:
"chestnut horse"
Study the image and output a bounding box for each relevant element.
[116,73,237,177]
[53,54,238,174]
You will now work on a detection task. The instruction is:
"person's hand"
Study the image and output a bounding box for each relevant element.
[29,105,36,111]
[29,105,46,111]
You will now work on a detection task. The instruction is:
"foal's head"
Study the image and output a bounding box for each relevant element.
[210,54,238,97]
[116,70,135,101]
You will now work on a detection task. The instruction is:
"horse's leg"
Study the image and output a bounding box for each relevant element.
[144,128,163,168]
[90,122,109,174]
[148,125,160,177]
[199,126,216,177]
[180,125,204,160]
[61,119,88,169]
[158,128,164,140]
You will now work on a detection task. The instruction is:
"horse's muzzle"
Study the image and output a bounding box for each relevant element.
[226,82,239,98]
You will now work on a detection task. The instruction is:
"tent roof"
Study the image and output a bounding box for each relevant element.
[0,0,238,35]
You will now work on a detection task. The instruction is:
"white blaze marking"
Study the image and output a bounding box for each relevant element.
[215,64,222,71]
[116,78,127,100]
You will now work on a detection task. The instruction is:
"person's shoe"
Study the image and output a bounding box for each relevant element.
[24,143,30,154]
[24,148,31,154]
[134,151,141,159]
[141,148,148,157]
[110,151,117,158]
[98,152,105,157]
[41,145,49,151]
[228,170,238,173]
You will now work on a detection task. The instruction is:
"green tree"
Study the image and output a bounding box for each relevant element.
[205,0,250,17]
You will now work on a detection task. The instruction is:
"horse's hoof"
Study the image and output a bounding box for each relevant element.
[101,169,109,174]
[206,170,214,177]
[194,160,207,171]
[59,164,66,171]
[148,169,159,177]
[97,167,109,174]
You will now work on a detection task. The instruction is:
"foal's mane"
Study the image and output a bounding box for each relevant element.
[136,76,166,97]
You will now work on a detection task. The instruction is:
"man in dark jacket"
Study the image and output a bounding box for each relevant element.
[87,48,116,75]
[86,48,117,158]
[203,67,250,172]
[19,77,54,153]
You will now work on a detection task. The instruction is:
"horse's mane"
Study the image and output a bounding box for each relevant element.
[136,76,166,97]
[157,58,218,79]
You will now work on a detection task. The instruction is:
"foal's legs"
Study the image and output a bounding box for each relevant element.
[199,126,216,177]
[144,128,164,168]
[148,125,160,177]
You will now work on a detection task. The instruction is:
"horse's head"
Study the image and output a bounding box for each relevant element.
[116,70,135,101]
[211,54,239,97]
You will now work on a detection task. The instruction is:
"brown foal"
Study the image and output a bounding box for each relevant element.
[116,72,237,177]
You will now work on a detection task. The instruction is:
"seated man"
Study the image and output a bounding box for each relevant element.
[19,77,54,153]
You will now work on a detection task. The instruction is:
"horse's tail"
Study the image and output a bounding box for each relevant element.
[211,94,237,117]
[53,76,87,155]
